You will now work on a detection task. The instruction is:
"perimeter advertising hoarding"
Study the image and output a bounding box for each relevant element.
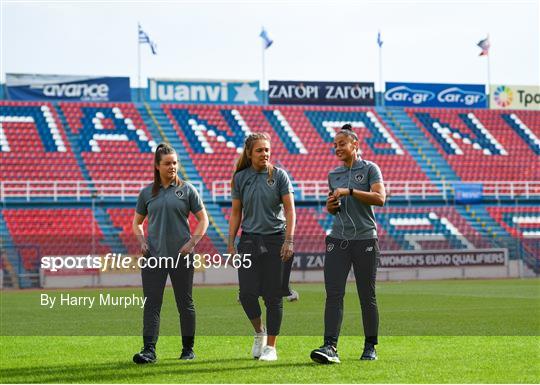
[6,73,131,102]
[490,84,540,110]
[268,80,375,105]
[293,249,507,270]
[384,82,487,108]
[147,78,262,104]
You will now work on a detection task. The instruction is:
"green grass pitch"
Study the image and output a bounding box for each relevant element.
[1,279,539,383]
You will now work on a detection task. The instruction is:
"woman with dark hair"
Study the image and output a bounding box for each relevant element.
[228,133,296,361]
[132,143,209,364]
[310,124,386,364]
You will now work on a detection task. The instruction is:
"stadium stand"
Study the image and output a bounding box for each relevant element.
[2,208,110,271]
[300,205,492,251]
[57,102,157,192]
[407,108,540,181]
[164,105,430,188]
[0,101,85,184]
[487,205,540,268]
[1,100,539,287]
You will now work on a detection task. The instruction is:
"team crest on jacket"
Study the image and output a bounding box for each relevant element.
[175,189,185,199]
[266,178,275,187]
[355,173,365,182]
[327,243,334,252]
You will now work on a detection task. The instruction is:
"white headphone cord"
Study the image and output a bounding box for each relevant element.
[345,167,358,240]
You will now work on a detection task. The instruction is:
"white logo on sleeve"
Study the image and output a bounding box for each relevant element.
[327,243,334,252]
[365,246,374,252]
[355,173,365,182]
[175,189,185,199]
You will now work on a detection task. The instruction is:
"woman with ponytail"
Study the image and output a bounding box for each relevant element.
[228,133,296,362]
[310,123,386,364]
[132,143,209,364]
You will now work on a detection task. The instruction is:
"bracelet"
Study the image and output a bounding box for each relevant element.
[349,188,354,196]
[284,239,294,244]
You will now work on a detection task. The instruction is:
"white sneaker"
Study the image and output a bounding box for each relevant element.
[286,289,299,302]
[258,345,277,361]
[251,329,267,359]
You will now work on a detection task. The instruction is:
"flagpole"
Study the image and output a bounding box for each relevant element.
[261,40,266,105]
[138,23,142,102]
[378,38,383,106]
[486,34,491,108]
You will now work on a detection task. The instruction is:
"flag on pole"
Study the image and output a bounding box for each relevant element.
[139,23,157,55]
[260,27,273,49]
[377,31,383,47]
[477,36,490,56]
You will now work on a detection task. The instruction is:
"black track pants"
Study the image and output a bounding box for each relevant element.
[237,233,284,336]
[323,237,380,347]
[141,256,195,347]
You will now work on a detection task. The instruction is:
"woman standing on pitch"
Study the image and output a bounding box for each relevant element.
[310,124,385,364]
[132,143,209,364]
[228,133,296,362]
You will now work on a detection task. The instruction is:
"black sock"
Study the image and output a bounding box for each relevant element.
[143,343,155,351]
[182,336,194,350]
[365,336,378,346]
[324,336,338,348]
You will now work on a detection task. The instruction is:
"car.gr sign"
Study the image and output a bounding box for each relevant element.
[384,82,487,108]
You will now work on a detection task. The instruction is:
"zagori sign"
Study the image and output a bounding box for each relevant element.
[268,80,375,105]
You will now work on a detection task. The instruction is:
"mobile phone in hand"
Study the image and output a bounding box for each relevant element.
[329,189,341,212]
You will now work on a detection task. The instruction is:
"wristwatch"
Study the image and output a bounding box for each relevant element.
[349,188,354,196]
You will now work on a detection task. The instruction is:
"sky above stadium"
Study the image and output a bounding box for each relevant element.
[1,0,539,90]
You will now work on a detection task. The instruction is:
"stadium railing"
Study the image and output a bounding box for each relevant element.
[0,180,204,202]
[210,180,540,202]
[2,180,538,202]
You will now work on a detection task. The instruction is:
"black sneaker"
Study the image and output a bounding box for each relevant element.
[133,345,157,364]
[310,345,341,364]
[179,349,195,360]
[360,343,377,360]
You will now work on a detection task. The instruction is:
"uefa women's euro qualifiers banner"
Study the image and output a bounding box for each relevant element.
[384,82,487,108]
[293,249,507,270]
[490,84,540,110]
[147,78,263,104]
[6,73,131,102]
[268,80,375,106]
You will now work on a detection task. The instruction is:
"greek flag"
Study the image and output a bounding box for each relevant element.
[377,31,383,47]
[260,27,273,49]
[139,24,157,55]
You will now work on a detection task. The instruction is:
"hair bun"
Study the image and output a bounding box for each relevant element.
[341,123,352,131]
